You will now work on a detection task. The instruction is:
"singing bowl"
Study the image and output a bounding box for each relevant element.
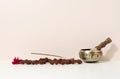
[79,49,103,63]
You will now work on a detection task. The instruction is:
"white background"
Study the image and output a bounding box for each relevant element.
[0,0,120,79]
[0,61,120,79]
[0,0,120,61]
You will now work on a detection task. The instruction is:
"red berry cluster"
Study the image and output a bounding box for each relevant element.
[12,57,82,65]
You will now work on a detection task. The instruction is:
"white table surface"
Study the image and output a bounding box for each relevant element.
[0,61,120,79]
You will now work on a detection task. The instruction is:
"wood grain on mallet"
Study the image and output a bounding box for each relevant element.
[95,37,112,50]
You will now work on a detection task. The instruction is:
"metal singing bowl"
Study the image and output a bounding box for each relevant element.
[79,49,102,63]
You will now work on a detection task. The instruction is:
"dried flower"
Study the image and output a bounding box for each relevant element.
[12,57,21,64]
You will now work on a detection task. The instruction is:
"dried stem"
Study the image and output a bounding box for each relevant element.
[31,52,63,58]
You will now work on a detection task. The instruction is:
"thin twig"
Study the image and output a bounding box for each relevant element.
[31,52,63,58]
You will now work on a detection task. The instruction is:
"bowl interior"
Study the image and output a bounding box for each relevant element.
[81,49,91,51]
